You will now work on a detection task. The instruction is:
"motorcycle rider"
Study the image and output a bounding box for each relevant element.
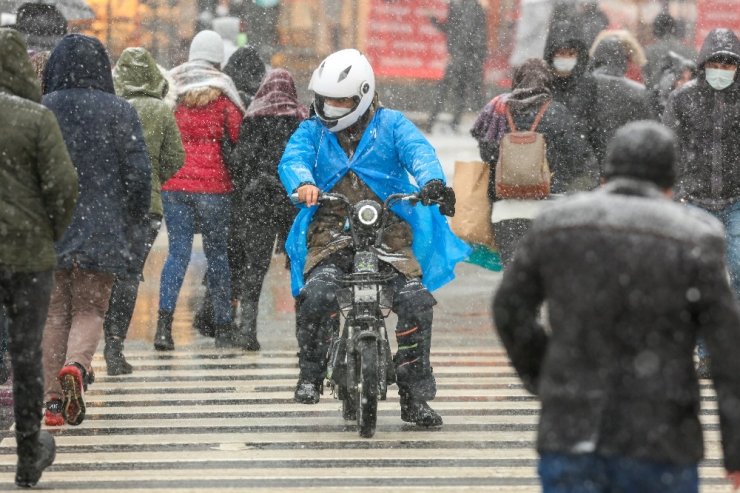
[279,49,470,427]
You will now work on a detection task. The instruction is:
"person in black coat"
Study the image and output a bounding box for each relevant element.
[227,68,308,350]
[40,34,151,427]
[470,58,596,266]
[589,35,653,167]
[543,20,599,150]
[663,28,740,375]
[425,0,488,133]
[493,120,740,492]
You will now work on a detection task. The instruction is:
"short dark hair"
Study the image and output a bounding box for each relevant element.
[604,121,677,189]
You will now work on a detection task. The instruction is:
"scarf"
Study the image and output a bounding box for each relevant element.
[245,68,308,119]
[470,93,510,144]
[169,60,246,114]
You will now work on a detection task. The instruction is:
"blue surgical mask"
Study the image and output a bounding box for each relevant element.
[323,103,352,119]
[705,68,737,91]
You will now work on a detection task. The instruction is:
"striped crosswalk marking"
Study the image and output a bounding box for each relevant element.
[0,346,729,492]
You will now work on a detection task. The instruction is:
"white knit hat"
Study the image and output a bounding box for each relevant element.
[188,30,224,65]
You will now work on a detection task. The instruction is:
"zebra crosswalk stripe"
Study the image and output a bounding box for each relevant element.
[0,348,728,492]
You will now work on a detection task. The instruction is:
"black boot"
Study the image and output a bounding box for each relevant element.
[215,322,240,349]
[400,393,443,427]
[153,309,174,351]
[239,300,260,351]
[104,337,132,376]
[193,290,215,338]
[294,378,322,404]
[15,431,56,487]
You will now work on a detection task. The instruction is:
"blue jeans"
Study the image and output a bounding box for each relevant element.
[160,192,232,326]
[539,452,698,493]
[697,200,740,359]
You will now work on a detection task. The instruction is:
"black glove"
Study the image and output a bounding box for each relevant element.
[419,180,456,217]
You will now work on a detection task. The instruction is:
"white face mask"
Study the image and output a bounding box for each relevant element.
[705,68,737,91]
[552,56,578,74]
[322,103,352,119]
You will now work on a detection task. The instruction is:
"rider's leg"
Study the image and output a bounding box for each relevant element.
[391,276,442,426]
[294,263,344,403]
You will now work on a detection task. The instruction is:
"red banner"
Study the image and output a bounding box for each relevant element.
[695,0,740,49]
[364,0,448,80]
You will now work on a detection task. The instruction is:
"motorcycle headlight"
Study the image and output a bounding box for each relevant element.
[357,203,379,226]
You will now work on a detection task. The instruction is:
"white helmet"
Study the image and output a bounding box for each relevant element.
[308,49,375,133]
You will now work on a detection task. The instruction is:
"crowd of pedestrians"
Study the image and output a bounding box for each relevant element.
[2,3,740,491]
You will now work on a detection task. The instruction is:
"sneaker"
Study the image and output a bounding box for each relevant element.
[58,364,86,426]
[294,379,322,404]
[400,396,443,427]
[43,400,64,427]
[15,430,56,487]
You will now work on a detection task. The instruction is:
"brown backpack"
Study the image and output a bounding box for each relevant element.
[495,101,551,200]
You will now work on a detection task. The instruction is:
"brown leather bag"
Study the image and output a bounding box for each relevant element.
[494,101,551,200]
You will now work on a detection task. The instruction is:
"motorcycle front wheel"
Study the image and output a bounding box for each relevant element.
[357,339,379,438]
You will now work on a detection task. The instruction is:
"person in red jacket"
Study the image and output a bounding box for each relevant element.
[156,30,246,350]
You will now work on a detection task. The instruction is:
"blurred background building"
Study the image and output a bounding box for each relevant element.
[0,0,737,112]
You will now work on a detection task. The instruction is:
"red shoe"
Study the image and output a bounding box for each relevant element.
[58,364,86,426]
[44,399,64,427]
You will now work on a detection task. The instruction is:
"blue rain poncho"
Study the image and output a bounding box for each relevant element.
[279,108,471,296]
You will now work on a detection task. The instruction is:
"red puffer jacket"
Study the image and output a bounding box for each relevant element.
[162,95,242,193]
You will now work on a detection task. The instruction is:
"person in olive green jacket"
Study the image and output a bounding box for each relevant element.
[104,47,185,375]
[0,28,77,487]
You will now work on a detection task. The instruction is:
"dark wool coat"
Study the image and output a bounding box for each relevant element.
[494,179,740,469]
[42,34,151,275]
[663,28,740,210]
[544,21,600,146]
[0,28,77,272]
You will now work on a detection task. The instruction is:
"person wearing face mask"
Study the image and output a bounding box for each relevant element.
[663,28,740,379]
[279,49,470,427]
[543,21,599,186]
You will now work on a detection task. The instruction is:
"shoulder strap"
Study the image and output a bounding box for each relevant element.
[504,103,517,133]
[529,101,551,132]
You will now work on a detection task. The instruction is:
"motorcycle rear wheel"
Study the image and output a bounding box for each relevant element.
[357,339,379,438]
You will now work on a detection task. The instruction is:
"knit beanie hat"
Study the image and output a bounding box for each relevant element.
[603,120,677,189]
[189,30,224,65]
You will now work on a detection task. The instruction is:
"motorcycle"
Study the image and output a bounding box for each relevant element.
[306,191,424,438]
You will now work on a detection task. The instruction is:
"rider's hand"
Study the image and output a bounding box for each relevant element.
[296,184,320,207]
[727,471,740,490]
[420,180,456,217]
[419,180,446,205]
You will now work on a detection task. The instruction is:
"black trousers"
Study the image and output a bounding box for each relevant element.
[104,216,161,344]
[229,186,293,304]
[494,218,533,269]
[428,59,484,129]
[297,254,438,401]
[0,269,53,460]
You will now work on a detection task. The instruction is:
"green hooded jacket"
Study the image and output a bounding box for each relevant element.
[113,47,184,216]
[0,28,78,272]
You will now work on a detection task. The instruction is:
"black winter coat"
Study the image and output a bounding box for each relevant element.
[544,21,599,146]
[494,178,740,468]
[478,98,597,199]
[231,115,301,239]
[431,0,487,63]
[42,34,151,275]
[663,28,740,210]
[592,74,653,166]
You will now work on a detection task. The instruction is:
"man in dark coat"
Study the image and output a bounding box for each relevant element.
[0,28,77,487]
[663,27,740,376]
[589,35,653,167]
[644,12,697,89]
[543,20,598,155]
[493,120,740,492]
[40,34,151,427]
[425,0,488,133]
